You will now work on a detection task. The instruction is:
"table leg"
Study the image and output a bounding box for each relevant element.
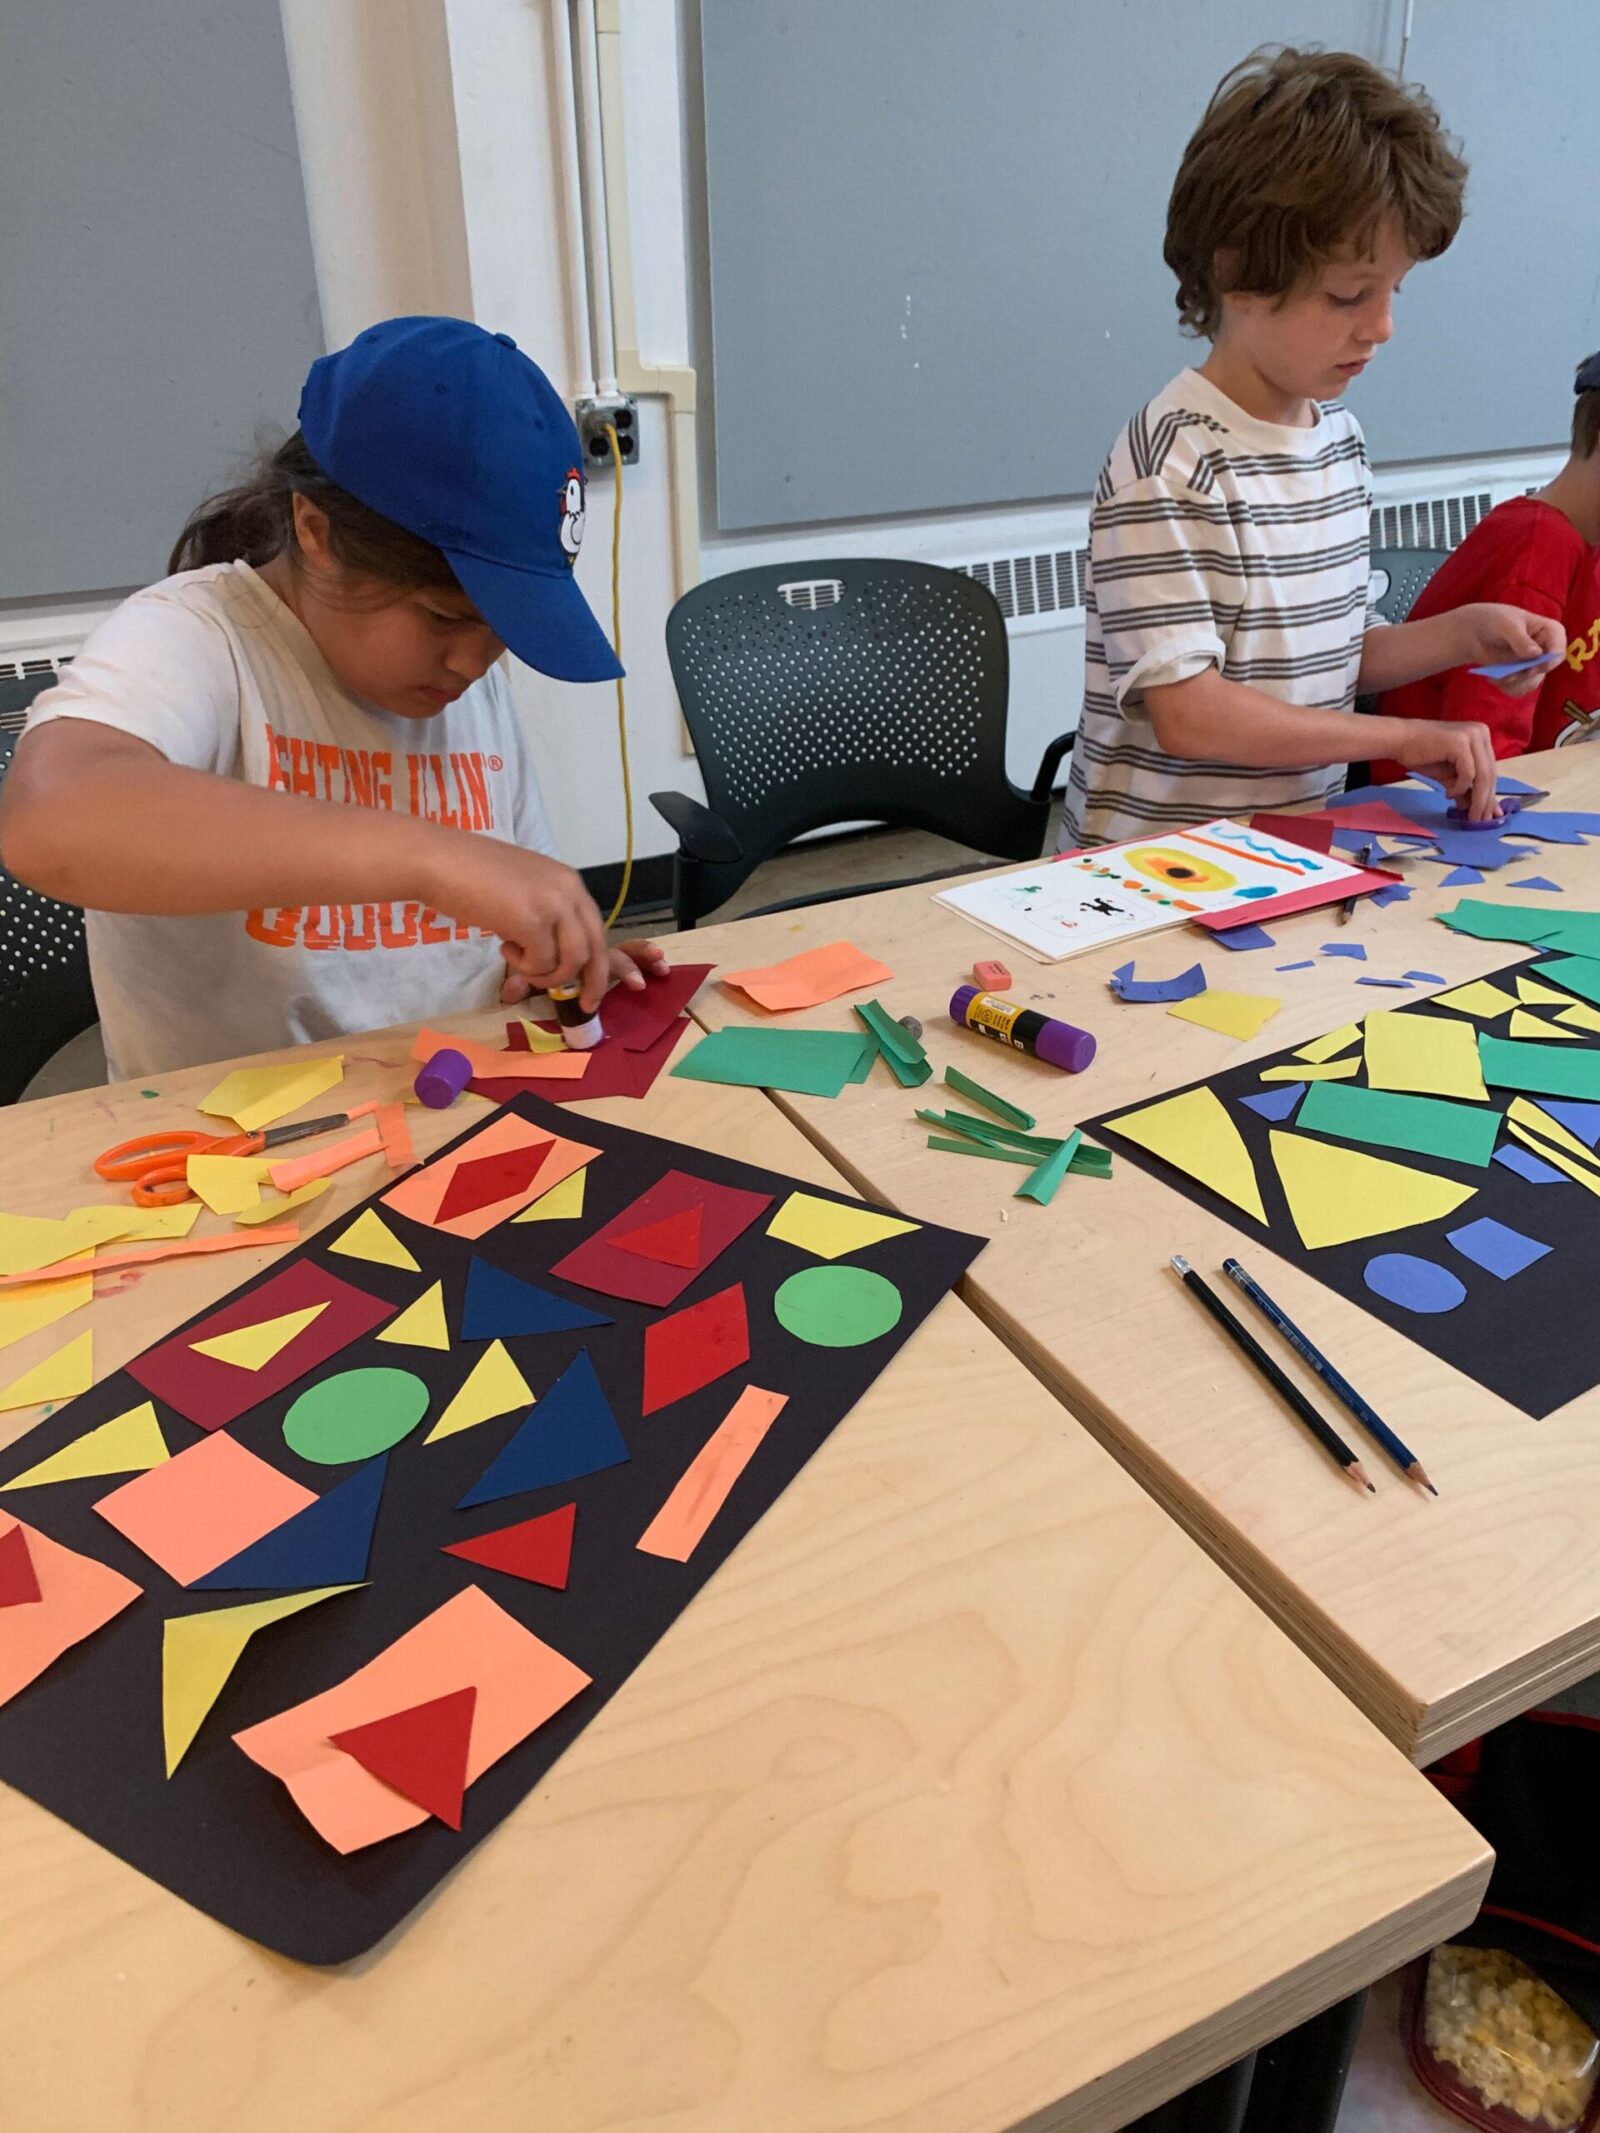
[1119,2054,1255,2133]
[1240,1988,1367,2133]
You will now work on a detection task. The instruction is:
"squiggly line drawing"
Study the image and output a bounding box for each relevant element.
[1224,831,1321,872]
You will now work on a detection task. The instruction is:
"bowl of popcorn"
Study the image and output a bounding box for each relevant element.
[1406,1945,1600,2131]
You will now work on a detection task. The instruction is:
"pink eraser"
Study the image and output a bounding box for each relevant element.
[973,959,1012,990]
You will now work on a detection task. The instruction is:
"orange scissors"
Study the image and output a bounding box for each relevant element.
[94,1113,356,1207]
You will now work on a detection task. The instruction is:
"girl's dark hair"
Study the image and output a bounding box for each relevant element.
[168,430,460,593]
[1574,353,1600,460]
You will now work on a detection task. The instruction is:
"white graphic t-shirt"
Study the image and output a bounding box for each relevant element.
[24,561,558,1078]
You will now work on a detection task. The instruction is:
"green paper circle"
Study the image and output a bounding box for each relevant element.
[282,1366,431,1465]
[773,1265,903,1348]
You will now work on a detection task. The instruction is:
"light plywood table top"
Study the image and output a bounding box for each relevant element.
[0,1012,1484,2133]
[679,745,1600,1764]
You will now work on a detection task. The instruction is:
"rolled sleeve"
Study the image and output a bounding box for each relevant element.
[1090,475,1232,710]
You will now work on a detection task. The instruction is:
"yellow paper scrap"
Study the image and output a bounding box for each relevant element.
[3,1401,167,1490]
[199,1055,345,1134]
[1259,1059,1360,1083]
[1433,979,1519,1020]
[1296,1022,1362,1065]
[511,1169,587,1223]
[233,1179,332,1226]
[186,1154,268,1216]
[375,1281,449,1352]
[0,1272,93,1358]
[1507,1123,1600,1198]
[162,1586,360,1777]
[1167,990,1282,1042]
[424,1341,534,1443]
[1506,1098,1600,1173]
[1508,1011,1585,1042]
[515,1019,567,1055]
[1103,1086,1266,1221]
[327,1207,420,1271]
[1516,976,1575,1010]
[1363,1009,1487,1102]
[0,1211,116,1278]
[1556,1002,1600,1036]
[191,1302,329,1371]
[1269,1130,1476,1250]
[0,1329,93,1413]
[54,1207,143,1247]
[765,1191,918,1261]
[112,1202,203,1241]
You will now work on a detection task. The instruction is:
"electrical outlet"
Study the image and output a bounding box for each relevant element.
[575,394,639,471]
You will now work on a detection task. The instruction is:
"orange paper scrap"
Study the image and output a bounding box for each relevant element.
[637,1386,788,1562]
[0,1224,301,1291]
[375,1102,416,1173]
[383,1111,601,1239]
[409,1028,590,1082]
[721,942,893,1013]
[269,1128,383,1194]
[233,1584,591,1852]
[0,1514,142,1709]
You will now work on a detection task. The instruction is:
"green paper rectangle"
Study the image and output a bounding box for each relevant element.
[927,1135,1037,1166]
[1536,917,1600,960]
[1440,899,1568,945]
[1297,1079,1499,1167]
[1477,1032,1600,1101]
[942,1067,1035,1130]
[1534,955,1600,1007]
[1016,1129,1082,1206]
[672,1026,872,1097]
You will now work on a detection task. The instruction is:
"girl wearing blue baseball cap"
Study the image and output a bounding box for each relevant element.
[0,317,664,1079]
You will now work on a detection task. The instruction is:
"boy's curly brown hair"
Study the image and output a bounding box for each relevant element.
[1165,46,1467,339]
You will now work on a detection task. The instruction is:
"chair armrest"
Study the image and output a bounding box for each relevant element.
[648,790,744,865]
[1029,732,1076,804]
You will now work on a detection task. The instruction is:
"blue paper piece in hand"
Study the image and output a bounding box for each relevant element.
[1404,971,1446,984]
[1363,1252,1467,1315]
[1493,1144,1568,1185]
[461,1258,613,1340]
[1239,1083,1305,1121]
[458,1350,628,1506]
[1321,942,1368,961]
[191,1456,388,1590]
[1446,1215,1552,1281]
[1109,960,1208,1003]
[1536,1099,1600,1148]
[1213,923,1276,951]
[1471,652,1561,679]
[1507,876,1564,893]
[1357,976,1413,988]
[1370,883,1412,907]
[1276,960,1317,971]
[1441,866,1485,886]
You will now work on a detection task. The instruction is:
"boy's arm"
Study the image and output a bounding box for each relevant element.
[1356,601,1565,695]
[0,720,618,1008]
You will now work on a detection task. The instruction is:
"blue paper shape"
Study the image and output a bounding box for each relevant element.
[1471,653,1559,679]
[1321,943,1368,961]
[1500,811,1600,845]
[1508,876,1564,893]
[1276,960,1316,971]
[1441,866,1485,887]
[1371,883,1412,907]
[1446,1216,1551,1281]
[1425,828,1538,870]
[1362,1253,1467,1315]
[191,1456,389,1590]
[1404,970,1445,984]
[457,1350,628,1507]
[1109,961,1207,1003]
[1493,1144,1567,1185]
[1536,1100,1600,1148]
[1497,775,1548,796]
[1239,1084,1304,1121]
[462,1258,613,1340]
[1357,976,1413,989]
[1213,923,1275,952]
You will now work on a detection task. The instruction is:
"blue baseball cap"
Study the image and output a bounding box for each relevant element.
[299,316,622,684]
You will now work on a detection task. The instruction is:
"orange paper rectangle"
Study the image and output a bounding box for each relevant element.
[409,1028,590,1082]
[0,1224,302,1290]
[269,1127,383,1193]
[637,1386,788,1561]
[382,1111,601,1238]
[721,941,893,1013]
[375,1102,416,1172]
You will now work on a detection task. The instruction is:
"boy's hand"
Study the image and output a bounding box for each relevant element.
[1455,604,1567,694]
[500,936,670,1007]
[1388,717,1500,821]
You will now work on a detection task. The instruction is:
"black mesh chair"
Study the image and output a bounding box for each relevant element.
[0,673,98,1103]
[1347,545,1452,788]
[651,560,1073,928]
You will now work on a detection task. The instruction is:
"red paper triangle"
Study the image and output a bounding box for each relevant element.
[441,1502,575,1590]
[435,1140,551,1223]
[642,1284,751,1415]
[330,1684,478,1830]
[0,1523,41,1607]
[611,1206,703,1269]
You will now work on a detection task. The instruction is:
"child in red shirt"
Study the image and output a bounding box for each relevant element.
[1374,354,1600,765]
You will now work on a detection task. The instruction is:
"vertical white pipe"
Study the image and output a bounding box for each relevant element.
[549,0,597,397]
[572,0,618,395]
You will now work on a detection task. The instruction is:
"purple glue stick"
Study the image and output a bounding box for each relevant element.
[949,987,1096,1073]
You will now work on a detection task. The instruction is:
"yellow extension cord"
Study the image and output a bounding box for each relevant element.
[601,420,633,930]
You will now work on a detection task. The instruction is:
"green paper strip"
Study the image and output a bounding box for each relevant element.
[942,1067,1035,1131]
[1296,1079,1500,1168]
[1016,1130,1082,1206]
[1535,955,1600,1008]
[672,1026,872,1097]
[854,1001,932,1086]
[927,1136,1038,1166]
[916,1108,1064,1157]
[1069,1144,1113,1176]
[1478,1032,1600,1101]
[847,1033,880,1083]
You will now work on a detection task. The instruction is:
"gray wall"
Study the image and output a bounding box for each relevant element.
[0,2,324,602]
[700,0,1598,532]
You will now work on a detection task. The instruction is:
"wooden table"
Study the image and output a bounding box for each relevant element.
[680,744,1600,1765]
[0,1012,1485,2133]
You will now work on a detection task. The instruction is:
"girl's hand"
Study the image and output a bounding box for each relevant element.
[424,839,611,1003]
[1457,604,1567,694]
[499,935,670,1006]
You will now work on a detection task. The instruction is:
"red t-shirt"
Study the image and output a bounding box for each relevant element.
[1371,495,1600,776]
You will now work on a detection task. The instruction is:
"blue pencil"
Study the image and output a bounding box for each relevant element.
[1222,1258,1437,1495]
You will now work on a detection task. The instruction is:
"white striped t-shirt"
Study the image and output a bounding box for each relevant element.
[1060,368,1378,849]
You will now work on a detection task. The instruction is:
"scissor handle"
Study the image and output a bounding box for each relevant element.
[94,1130,212,1182]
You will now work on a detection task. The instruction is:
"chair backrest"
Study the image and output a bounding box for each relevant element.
[1368,546,1451,626]
[664,560,1046,901]
[0,673,97,1104]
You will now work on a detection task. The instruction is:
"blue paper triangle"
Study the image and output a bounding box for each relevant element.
[461,1258,613,1340]
[457,1351,628,1507]
[191,1455,388,1590]
[1537,1099,1600,1148]
[1239,1084,1304,1121]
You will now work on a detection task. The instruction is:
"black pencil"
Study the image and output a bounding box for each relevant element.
[1170,1255,1374,1493]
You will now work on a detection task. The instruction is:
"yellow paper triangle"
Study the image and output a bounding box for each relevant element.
[376,1280,449,1351]
[1508,1010,1585,1041]
[233,1178,332,1226]
[1507,1122,1600,1198]
[0,1330,93,1414]
[1433,979,1518,1020]
[1269,1130,1477,1250]
[515,1018,567,1055]
[512,1168,586,1223]
[1296,1021,1362,1065]
[1363,1009,1487,1101]
[327,1206,420,1271]
[199,1055,344,1134]
[186,1154,268,1215]
[191,1301,329,1370]
[1556,1002,1600,1036]
[1104,1086,1266,1221]
[1506,1097,1600,1172]
[1167,990,1281,1041]
[766,1190,918,1260]
[3,1401,167,1490]
[0,1271,93,1358]
[162,1585,360,1776]
[424,1340,534,1442]
[1516,976,1574,1009]
[1260,1059,1359,1083]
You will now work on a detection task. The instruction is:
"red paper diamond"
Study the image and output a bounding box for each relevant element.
[641,1284,750,1416]
[435,1140,552,1223]
[442,1503,575,1590]
[330,1684,478,1830]
[611,1207,702,1269]
[0,1523,42,1607]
